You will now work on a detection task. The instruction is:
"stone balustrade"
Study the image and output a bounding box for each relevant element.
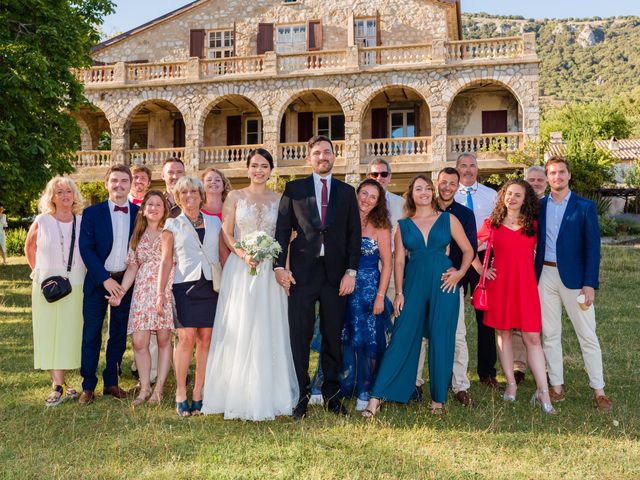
[126,148,185,167]
[279,141,345,162]
[359,43,433,68]
[201,145,260,164]
[76,35,534,87]
[448,133,522,157]
[446,37,524,62]
[278,50,348,74]
[75,150,112,167]
[361,136,431,159]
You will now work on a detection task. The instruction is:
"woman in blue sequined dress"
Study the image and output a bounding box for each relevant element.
[340,179,393,411]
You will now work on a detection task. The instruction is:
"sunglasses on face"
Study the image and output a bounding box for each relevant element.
[369,171,389,178]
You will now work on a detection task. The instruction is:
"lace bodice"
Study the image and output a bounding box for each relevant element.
[234,196,280,241]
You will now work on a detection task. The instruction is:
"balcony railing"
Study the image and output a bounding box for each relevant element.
[201,56,264,78]
[127,148,185,166]
[279,141,345,162]
[127,62,188,82]
[446,37,524,62]
[77,35,534,87]
[201,144,260,164]
[278,50,347,74]
[362,137,432,159]
[359,43,433,67]
[75,150,112,167]
[448,133,522,156]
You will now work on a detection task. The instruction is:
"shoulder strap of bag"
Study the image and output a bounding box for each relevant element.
[179,216,216,269]
[66,215,76,275]
[478,226,493,287]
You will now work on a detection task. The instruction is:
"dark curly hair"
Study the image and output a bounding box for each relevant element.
[490,179,539,237]
[357,178,390,230]
[404,174,440,217]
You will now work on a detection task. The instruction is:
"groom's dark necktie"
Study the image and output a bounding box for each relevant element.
[320,178,328,227]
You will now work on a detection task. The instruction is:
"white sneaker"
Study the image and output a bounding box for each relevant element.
[356,398,369,411]
[309,394,323,406]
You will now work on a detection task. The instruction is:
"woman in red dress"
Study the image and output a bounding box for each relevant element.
[475,179,555,414]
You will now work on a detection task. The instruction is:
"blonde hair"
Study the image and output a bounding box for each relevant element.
[172,176,205,209]
[38,176,84,215]
[201,167,232,202]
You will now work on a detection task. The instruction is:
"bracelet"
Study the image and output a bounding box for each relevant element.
[376,293,385,298]
[395,292,403,296]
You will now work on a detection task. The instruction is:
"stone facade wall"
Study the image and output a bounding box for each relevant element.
[93,0,452,64]
[82,62,539,176]
[447,91,521,135]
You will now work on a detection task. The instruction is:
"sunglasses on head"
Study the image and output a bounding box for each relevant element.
[369,171,389,178]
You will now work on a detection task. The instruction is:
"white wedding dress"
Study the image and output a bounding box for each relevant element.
[202,196,299,420]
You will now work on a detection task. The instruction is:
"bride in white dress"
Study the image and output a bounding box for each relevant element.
[202,149,299,420]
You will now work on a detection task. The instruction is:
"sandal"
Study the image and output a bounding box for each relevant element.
[175,400,191,417]
[45,384,78,407]
[190,399,203,416]
[361,398,383,420]
[430,403,447,415]
[132,389,151,407]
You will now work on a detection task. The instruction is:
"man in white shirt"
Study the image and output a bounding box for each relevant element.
[454,153,501,389]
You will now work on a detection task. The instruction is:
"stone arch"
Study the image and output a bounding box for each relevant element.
[196,91,268,138]
[122,96,190,134]
[443,77,525,114]
[71,105,111,151]
[274,86,351,128]
[354,82,434,126]
[123,98,189,150]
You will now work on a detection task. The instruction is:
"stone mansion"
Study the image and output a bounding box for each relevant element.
[72,0,539,190]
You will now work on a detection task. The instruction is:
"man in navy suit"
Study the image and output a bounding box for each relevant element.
[535,157,612,412]
[78,164,139,405]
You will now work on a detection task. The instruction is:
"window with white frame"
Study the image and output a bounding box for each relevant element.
[276,24,307,54]
[246,118,263,145]
[207,30,234,59]
[316,114,345,141]
[354,18,376,47]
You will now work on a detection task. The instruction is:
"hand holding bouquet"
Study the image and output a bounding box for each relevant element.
[234,231,282,276]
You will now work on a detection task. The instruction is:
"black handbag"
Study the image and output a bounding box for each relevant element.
[41,215,76,303]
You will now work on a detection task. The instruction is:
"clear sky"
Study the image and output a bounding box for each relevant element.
[101,0,640,38]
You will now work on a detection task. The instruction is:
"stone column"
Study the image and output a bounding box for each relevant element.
[109,120,128,165]
[262,116,279,167]
[430,104,448,168]
[263,52,278,76]
[183,114,201,174]
[343,114,361,185]
[113,61,127,86]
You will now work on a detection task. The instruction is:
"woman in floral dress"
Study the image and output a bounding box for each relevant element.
[109,190,174,406]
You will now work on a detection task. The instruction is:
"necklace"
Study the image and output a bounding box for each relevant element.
[186,211,204,228]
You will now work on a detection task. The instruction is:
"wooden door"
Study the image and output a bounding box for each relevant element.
[226,115,242,146]
[481,110,508,134]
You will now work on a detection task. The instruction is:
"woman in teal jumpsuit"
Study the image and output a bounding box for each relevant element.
[363,175,474,416]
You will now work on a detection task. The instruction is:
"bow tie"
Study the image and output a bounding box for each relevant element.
[113,205,128,214]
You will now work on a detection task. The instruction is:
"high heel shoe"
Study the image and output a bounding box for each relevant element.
[503,382,517,402]
[530,389,557,415]
[361,398,383,420]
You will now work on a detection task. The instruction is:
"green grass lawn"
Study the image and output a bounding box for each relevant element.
[1,247,639,479]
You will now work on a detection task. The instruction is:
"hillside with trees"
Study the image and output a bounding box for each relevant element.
[462,14,640,107]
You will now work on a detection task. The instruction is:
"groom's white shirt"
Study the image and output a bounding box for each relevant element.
[312,172,332,256]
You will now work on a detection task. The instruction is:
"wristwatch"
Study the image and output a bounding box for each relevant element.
[346,269,357,278]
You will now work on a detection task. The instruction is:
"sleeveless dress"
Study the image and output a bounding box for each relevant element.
[371,213,460,404]
[126,232,174,334]
[340,237,391,402]
[31,214,86,370]
[478,219,542,332]
[202,197,299,420]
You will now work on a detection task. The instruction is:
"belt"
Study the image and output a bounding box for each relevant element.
[543,261,557,267]
[109,270,126,281]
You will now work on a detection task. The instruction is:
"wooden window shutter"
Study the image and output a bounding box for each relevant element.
[257,23,274,54]
[233,22,237,56]
[375,11,381,46]
[190,29,205,58]
[371,108,388,139]
[297,112,314,142]
[280,115,287,144]
[308,20,323,51]
[173,118,186,147]
[227,116,242,146]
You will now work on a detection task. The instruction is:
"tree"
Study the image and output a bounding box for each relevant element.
[0,0,114,214]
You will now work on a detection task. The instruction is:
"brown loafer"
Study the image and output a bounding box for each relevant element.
[78,390,95,405]
[593,395,613,412]
[454,390,472,406]
[549,386,565,402]
[479,376,504,390]
[103,385,130,399]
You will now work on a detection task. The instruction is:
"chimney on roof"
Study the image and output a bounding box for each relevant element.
[609,136,619,151]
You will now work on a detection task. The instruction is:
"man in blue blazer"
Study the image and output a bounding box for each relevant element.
[535,157,611,412]
[78,165,139,405]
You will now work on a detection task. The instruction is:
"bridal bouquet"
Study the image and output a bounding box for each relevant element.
[234,231,282,276]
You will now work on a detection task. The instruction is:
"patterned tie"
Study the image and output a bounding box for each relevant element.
[114,205,128,214]
[320,178,328,227]
[465,187,474,211]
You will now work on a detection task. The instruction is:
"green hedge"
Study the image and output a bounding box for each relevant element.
[5,228,27,256]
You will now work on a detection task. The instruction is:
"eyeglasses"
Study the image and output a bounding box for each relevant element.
[369,171,389,178]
